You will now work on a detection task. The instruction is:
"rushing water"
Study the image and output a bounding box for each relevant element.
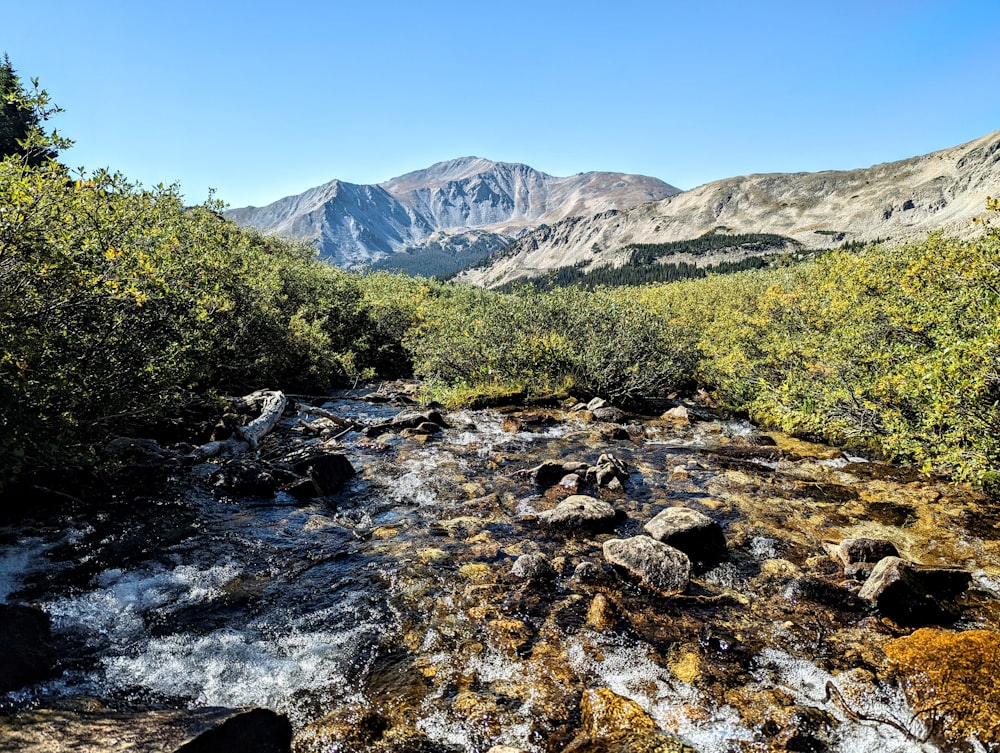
[2,390,999,752]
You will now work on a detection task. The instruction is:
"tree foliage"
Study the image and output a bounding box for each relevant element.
[0,54,64,164]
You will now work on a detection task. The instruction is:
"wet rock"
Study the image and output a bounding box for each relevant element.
[602,426,632,441]
[643,507,726,567]
[511,553,556,581]
[563,688,695,753]
[176,708,292,752]
[0,707,292,753]
[559,473,584,492]
[824,537,899,579]
[589,453,628,488]
[884,628,1000,748]
[210,460,276,498]
[603,536,691,596]
[581,687,658,736]
[573,559,603,580]
[661,405,690,423]
[786,576,866,612]
[0,604,55,692]
[585,593,618,631]
[592,406,627,423]
[538,495,618,530]
[531,460,591,486]
[858,556,971,624]
[284,452,355,498]
[364,410,449,437]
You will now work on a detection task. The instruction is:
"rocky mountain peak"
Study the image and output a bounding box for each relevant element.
[226,158,678,271]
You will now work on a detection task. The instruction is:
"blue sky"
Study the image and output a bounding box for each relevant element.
[5,1,999,208]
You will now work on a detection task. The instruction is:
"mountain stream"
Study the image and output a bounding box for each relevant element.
[2,388,999,752]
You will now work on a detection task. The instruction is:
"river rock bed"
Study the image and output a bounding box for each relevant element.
[2,385,1000,752]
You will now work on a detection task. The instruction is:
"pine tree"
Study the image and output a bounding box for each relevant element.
[0,54,62,164]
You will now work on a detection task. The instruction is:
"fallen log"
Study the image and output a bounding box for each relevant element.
[237,390,287,449]
[194,390,287,458]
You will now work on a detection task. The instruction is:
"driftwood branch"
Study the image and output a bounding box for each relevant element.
[236,391,287,449]
[298,404,356,429]
[193,390,287,458]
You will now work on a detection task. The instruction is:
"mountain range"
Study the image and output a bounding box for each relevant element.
[227,130,1000,286]
[225,159,679,273]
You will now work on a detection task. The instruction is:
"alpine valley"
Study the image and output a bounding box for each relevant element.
[228,130,1000,287]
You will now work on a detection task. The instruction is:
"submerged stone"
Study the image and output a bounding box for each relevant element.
[563,688,696,753]
[0,707,292,753]
[603,536,690,595]
[884,628,1000,748]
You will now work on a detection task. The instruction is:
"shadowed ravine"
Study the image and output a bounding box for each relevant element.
[2,386,999,752]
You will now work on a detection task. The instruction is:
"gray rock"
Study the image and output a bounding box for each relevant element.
[858,556,972,625]
[531,460,590,486]
[643,507,726,567]
[587,397,609,411]
[559,473,583,492]
[573,559,602,580]
[603,536,691,595]
[511,554,555,580]
[589,453,628,488]
[591,406,626,423]
[538,495,618,530]
[825,537,900,579]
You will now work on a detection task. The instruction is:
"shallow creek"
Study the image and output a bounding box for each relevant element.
[3,391,1000,752]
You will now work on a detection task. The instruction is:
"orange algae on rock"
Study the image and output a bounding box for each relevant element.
[884,628,1000,746]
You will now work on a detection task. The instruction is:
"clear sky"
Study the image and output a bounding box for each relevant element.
[5,0,999,208]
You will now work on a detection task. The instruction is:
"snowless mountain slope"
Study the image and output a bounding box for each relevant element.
[458,130,1000,287]
[226,158,679,268]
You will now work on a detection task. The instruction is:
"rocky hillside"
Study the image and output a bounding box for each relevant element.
[226,158,679,270]
[458,129,1000,288]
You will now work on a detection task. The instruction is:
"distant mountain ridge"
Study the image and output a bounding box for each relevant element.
[458,130,1000,288]
[225,158,680,270]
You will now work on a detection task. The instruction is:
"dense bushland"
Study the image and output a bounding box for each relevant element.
[403,283,697,407]
[638,210,1000,482]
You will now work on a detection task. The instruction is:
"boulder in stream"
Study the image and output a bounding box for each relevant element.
[858,556,971,624]
[603,536,691,596]
[589,454,628,488]
[643,507,726,567]
[824,537,899,579]
[283,452,356,499]
[538,495,618,530]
